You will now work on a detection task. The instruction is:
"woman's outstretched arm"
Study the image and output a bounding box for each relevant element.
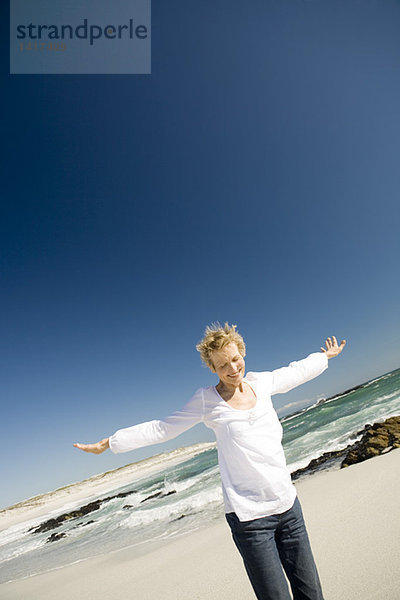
[73,388,204,455]
[270,336,346,395]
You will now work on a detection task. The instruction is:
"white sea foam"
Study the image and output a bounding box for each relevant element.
[281,397,325,422]
[121,486,223,529]
[0,537,46,564]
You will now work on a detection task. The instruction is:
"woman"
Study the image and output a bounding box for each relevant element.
[74,323,346,600]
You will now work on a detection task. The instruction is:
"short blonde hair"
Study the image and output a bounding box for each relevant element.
[196,322,246,371]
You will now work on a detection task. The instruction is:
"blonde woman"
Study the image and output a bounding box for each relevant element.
[74,323,346,600]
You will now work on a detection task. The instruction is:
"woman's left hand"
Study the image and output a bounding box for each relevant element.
[73,438,110,454]
[320,336,346,359]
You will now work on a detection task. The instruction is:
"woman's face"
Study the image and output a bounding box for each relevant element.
[210,342,245,389]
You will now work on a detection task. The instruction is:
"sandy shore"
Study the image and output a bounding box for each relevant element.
[1,448,400,600]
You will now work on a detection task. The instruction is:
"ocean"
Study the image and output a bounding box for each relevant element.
[1,367,399,585]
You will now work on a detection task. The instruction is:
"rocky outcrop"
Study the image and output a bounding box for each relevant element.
[29,500,103,533]
[291,449,348,480]
[292,415,400,480]
[29,489,136,534]
[29,486,177,536]
[341,416,400,467]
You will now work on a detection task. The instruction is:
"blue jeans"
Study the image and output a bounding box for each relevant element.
[225,497,324,600]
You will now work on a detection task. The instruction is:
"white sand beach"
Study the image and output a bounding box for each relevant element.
[1,448,399,600]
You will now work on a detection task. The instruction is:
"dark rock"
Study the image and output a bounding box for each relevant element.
[141,491,162,503]
[291,448,350,481]
[99,490,136,503]
[67,500,102,518]
[46,532,67,543]
[171,514,186,522]
[29,500,103,533]
[30,518,60,534]
[163,490,177,498]
[114,491,135,498]
[341,416,400,468]
[140,490,177,504]
[73,520,95,528]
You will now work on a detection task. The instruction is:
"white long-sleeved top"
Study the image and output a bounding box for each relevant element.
[109,352,328,521]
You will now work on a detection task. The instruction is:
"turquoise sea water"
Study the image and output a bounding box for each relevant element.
[0,367,399,584]
[282,368,400,471]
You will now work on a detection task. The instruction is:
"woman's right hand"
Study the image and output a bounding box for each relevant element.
[73,438,110,454]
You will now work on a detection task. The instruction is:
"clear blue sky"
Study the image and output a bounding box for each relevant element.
[1,1,400,509]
